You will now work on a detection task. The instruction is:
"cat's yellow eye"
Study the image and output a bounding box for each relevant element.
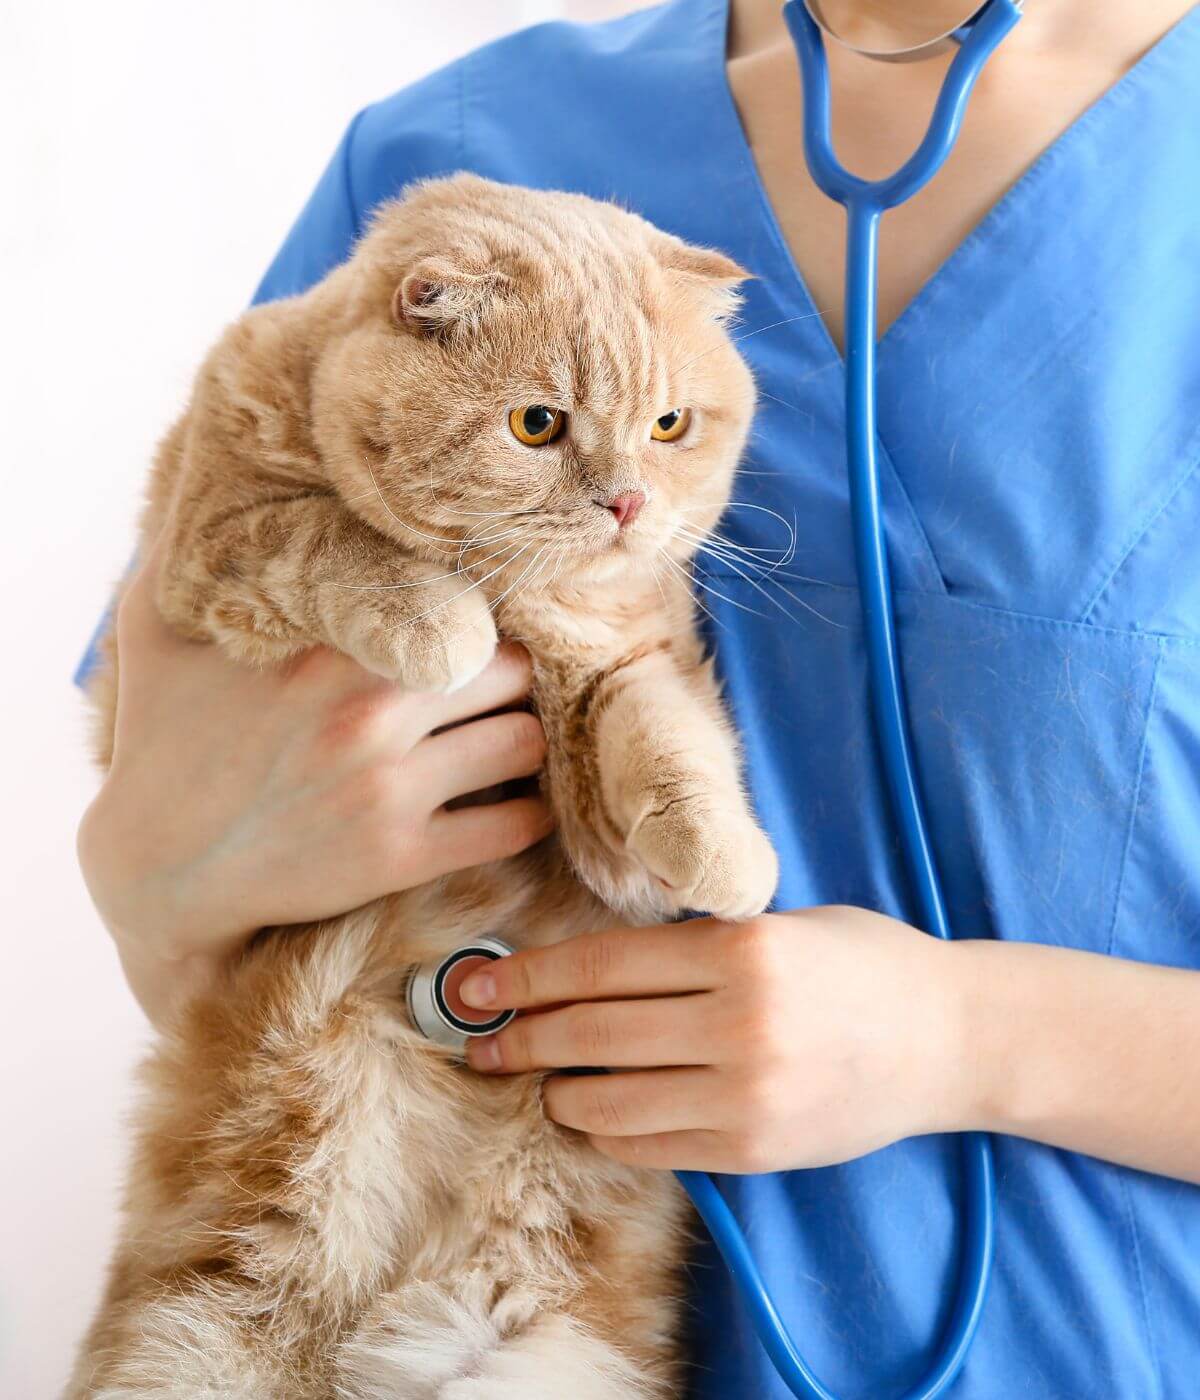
[509,404,566,446]
[650,407,692,442]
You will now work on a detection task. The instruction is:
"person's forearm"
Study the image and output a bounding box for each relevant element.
[952,939,1200,1182]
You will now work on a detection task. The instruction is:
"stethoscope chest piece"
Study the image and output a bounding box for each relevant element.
[406,936,516,1051]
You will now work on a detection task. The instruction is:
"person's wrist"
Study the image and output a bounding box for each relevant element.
[115,936,220,1029]
[913,936,998,1138]
[77,786,145,945]
[78,785,242,1017]
[933,937,1057,1140]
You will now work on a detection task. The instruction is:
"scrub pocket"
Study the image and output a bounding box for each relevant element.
[697,567,1173,956]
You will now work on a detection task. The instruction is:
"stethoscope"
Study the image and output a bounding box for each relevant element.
[410,3,1025,1396]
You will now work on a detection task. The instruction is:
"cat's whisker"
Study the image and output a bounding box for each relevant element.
[458,518,536,573]
[398,542,535,627]
[657,549,734,631]
[456,521,533,550]
[672,310,827,376]
[361,456,459,548]
[656,548,710,618]
[687,570,776,624]
[682,497,798,550]
[363,455,511,553]
[339,482,396,508]
[665,552,766,627]
[672,528,846,630]
[674,532,792,587]
[673,524,795,570]
[457,529,528,567]
[343,482,523,548]
[427,458,544,521]
[684,508,791,549]
[490,542,552,612]
[469,513,534,543]
[681,530,833,589]
[649,556,671,614]
[674,512,795,571]
[674,526,806,588]
[516,548,557,603]
[674,522,789,574]
[755,389,815,418]
[324,537,519,592]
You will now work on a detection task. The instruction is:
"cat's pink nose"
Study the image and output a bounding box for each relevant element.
[599,491,646,529]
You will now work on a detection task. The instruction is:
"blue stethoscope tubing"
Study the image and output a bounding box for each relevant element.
[675,2,1024,1397]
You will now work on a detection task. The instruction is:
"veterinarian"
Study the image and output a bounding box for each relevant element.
[77,0,1200,1394]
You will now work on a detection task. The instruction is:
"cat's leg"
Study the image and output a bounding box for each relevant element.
[68,909,441,1400]
[437,1315,660,1400]
[63,1287,284,1400]
[332,1277,500,1400]
[583,646,778,919]
[159,495,497,691]
[334,1284,661,1400]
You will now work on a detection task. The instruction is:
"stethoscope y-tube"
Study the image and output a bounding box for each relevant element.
[673,4,1023,1397]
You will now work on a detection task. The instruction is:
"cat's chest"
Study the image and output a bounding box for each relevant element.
[495,578,680,674]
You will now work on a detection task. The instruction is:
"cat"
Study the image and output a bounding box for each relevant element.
[70,172,778,1399]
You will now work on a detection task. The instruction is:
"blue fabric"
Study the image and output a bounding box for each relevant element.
[77,0,1200,1393]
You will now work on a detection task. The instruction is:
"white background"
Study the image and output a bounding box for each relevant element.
[0,2,643,1392]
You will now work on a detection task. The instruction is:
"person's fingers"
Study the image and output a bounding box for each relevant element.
[428,640,535,728]
[290,638,535,743]
[422,794,554,876]
[465,992,718,1073]
[412,710,546,805]
[542,1067,718,1138]
[585,1129,741,1172]
[457,920,724,1013]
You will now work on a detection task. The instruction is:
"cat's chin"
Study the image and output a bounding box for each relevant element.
[560,545,662,587]
[599,528,675,568]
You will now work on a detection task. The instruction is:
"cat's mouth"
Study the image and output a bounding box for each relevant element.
[596,520,656,561]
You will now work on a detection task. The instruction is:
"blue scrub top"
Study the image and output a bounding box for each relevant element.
[79,0,1200,1393]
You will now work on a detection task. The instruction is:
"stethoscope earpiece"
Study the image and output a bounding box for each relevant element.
[406,936,516,1051]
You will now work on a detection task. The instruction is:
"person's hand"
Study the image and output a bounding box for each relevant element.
[77,538,553,1027]
[459,906,968,1172]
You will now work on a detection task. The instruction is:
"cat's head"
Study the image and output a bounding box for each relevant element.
[316,173,757,593]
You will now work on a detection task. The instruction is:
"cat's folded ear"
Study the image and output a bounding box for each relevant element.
[391,256,512,337]
[655,237,755,325]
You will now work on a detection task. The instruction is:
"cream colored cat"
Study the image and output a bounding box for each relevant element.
[70,173,777,1399]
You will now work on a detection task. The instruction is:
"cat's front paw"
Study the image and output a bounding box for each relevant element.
[628,801,778,920]
[322,574,498,692]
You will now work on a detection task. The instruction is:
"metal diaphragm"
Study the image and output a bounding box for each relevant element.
[405,936,516,1051]
[802,0,1011,64]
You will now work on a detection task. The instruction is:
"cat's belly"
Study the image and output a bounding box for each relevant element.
[322,888,690,1395]
[337,856,687,1339]
[80,841,684,1399]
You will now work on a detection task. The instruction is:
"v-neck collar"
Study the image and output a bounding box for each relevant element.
[698,0,1200,370]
